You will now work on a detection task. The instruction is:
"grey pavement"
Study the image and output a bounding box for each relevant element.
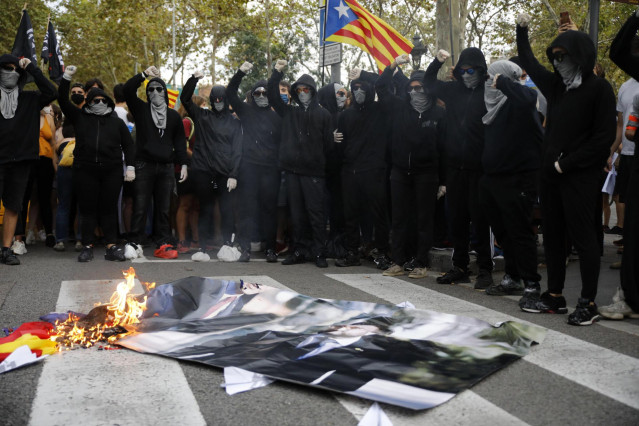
[0,230,637,426]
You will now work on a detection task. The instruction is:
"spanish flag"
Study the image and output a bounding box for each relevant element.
[325,0,413,71]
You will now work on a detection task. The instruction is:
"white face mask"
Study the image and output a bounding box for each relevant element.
[214,101,224,112]
[0,68,20,89]
[43,106,52,114]
[353,88,366,105]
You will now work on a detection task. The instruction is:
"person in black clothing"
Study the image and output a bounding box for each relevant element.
[376,54,446,279]
[516,14,617,325]
[424,47,494,289]
[599,9,639,320]
[124,66,188,256]
[267,60,333,268]
[0,55,57,266]
[226,62,281,262]
[478,60,543,297]
[58,65,135,262]
[181,70,242,254]
[333,76,392,269]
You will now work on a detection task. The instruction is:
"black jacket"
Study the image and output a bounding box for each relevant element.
[0,56,57,164]
[123,73,187,165]
[59,78,134,168]
[423,48,488,171]
[267,70,333,177]
[483,76,542,175]
[181,78,242,177]
[611,14,639,85]
[359,67,409,99]
[317,82,346,173]
[226,71,280,168]
[517,26,616,180]
[336,79,388,173]
[377,66,446,180]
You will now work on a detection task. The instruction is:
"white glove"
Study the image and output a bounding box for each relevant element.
[437,185,446,200]
[395,54,410,65]
[125,166,136,182]
[239,61,253,74]
[227,177,237,192]
[436,49,450,63]
[517,13,531,28]
[179,165,188,183]
[63,65,77,81]
[334,130,343,143]
[274,59,288,72]
[348,67,361,81]
[554,161,563,174]
[193,70,204,79]
[144,66,160,78]
[19,58,31,69]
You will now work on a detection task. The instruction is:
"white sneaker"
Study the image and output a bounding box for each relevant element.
[37,229,46,242]
[599,288,639,320]
[11,240,27,255]
[53,241,65,252]
[25,230,36,245]
[75,241,83,251]
[382,264,405,277]
[408,267,429,279]
[124,244,138,260]
[192,251,210,262]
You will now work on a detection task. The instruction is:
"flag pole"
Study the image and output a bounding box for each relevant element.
[321,5,328,86]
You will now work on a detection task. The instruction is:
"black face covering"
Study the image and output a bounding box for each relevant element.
[71,93,84,105]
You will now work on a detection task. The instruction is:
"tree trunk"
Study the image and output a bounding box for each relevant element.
[264,0,272,73]
[436,0,466,78]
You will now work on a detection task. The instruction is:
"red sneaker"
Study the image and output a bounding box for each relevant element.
[154,244,178,259]
[177,241,190,254]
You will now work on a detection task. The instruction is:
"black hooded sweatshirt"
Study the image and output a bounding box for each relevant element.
[516,26,616,179]
[123,73,187,165]
[181,78,242,177]
[267,70,333,177]
[317,82,346,173]
[336,78,388,173]
[376,66,446,181]
[226,71,281,168]
[0,55,57,164]
[423,47,488,171]
[59,78,134,167]
[359,67,409,99]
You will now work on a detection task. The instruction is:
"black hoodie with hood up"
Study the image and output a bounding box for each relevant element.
[377,66,446,180]
[181,78,242,177]
[123,73,187,165]
[267,70,333,177]
[0,54,57,164]
[336,78,388,173]
[226,70,281,168]
[59,78,134,167]
[517,26,616,179]
[423,47,488,172]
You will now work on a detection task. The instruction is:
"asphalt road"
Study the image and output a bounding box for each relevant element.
[1,233,638,426]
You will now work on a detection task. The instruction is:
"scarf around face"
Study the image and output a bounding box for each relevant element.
[148,83,167,129]
[482,60,522,125]
[553,57,582,91]
[0,69,20,119]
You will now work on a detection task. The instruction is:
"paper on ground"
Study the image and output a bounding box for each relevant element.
[222,366,274,395]
[358,402,393,426]
[0,345,47,374]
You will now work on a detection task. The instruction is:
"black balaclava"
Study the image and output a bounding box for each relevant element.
[210,85,227,113]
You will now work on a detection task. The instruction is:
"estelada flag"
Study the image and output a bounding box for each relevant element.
[325,0,413,72]
[11,8,38,65]
[41,19,65,83]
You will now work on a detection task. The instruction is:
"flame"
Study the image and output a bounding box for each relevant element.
[52,267,153,349]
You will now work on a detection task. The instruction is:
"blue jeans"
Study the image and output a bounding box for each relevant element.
[131,161,174,245]
[55,166,75,242]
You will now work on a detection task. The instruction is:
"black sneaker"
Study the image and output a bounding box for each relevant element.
[78,246,94,262]
[104,245,125,261]
[474,269,494,290]
[1,249,20,265]
[281,250,305,265]
[521,290,567,314]
[373,253,392,270]
[403,257,417,272]
[568,299,601,326]
[518,282,541,310]
[45,234,56,248]
[265,249,278,263]
[238,251,251,262]
[335,251,361,267]
[486,274,524,296]
[436,266,470,284]
[316,256,328,268]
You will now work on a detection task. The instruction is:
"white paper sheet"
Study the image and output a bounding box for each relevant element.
[0,345,47,374]
[358,402,393,426]
[221,366,274,395]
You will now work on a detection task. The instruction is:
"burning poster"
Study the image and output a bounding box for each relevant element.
[118,276,546,410]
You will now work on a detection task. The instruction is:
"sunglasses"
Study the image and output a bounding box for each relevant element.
[1,64,17,72]
[553,51,569,63]
[296,87,311,94]
[91,98,107,105]
[408,85,424,93]
[213,96,224,103]
[148,87,164,93]
[253,90,267,97]
[336,90,347,96]
[459,68,476,75]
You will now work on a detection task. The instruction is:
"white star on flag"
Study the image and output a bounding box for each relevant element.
[335,1,350,19]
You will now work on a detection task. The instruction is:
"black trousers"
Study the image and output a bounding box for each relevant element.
[131,161,174,244]
[540,170,601,300]
[621,154,639,311]
[286,172,327,258]
[447,167,493,271]
[326,169,345,237]
[73,163,122,246]
[342,168,390,254]
[16,157,55,236]
[480,172,541,282]
[389,168,438,267]
[236,162,280,251]
[191,169,235,246]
